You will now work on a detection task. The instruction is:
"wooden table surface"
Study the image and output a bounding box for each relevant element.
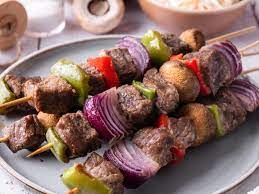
[0,1,258,193]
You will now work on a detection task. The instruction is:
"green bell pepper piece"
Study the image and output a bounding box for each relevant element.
[208,104,225,138]
[46,128,69,163]
[51,59,89,105]
[62,164,111,194]
[141,30,171,65]
[0,78,16,114]
[132,80,156,100]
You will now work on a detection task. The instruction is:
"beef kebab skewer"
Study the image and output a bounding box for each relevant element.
[0,27,257,115]
[62,76,259,194]
[0,26,257,157]
[0,33,256,160]
[0,43,257,163]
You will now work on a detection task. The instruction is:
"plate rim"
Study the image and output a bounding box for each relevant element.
[0,35,258,194]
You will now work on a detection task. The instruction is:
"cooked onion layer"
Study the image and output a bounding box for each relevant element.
[117,36,151,75]
[104,140,160,189]
[84,87,132,141]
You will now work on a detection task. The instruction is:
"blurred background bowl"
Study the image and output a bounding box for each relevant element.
[138,0,251,36]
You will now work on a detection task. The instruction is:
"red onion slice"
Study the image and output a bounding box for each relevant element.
[104,140,160,189]
[117,36,151,75]
[202,41,242,82]
[84,88,132,141]
[229,78,259,112]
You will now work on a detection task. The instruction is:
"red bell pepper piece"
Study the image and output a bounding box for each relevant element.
[184,59,211,96]
[171,145,186,165]
[170,53,184,61]
[87,56,120,89]
[156,114,169,128]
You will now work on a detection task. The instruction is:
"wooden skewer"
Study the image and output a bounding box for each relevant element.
[206,26,256,44]
[26,143,53,158]
[239,40,259,54]
[0,136,9,143]
[241,51,259,57]
[241,68,259,75]
[0,96,32,110]
[67,188,80,194]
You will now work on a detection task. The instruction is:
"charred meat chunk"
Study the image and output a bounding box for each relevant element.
[162,34,192,55]
[24,76,77,114]
[184,48,232,95]
[168,117,196,149]
[117,85,153,126]
[102,48,140,84]
[4,74,27,97]
[132,127,174,167]
[179,28,205,51]
[84,152,124,194]
[143,68,179,114]
[180,103,216,147]
[4,74,41,112]
[216,89,247,134]
[55,111,101,158]
[79,63,106,95]
[2,115,45,153]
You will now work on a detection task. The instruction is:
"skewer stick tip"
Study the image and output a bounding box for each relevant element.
[241,68,259,75]
[0,136,9,143]
[206,26,256,44]
[67,187,80,194]
[0,96,32,110]
[26,143,53,158]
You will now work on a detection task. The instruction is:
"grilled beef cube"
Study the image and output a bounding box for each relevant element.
[102,48,140,84]
[216,89,247,134]
[55,111,101,158]
[4,74,41,112]
[168,117,196,149]
[84,152,124,194]
[162,34,192,55]
[143,68,179,114]
[184,48,232,95]
[4,74,27,97]
[2,115,45,153]
[117,85,153,126]
[24,76,77,114]
[23,78,42,108]
[132,127,174,167]
[79,63,106,95]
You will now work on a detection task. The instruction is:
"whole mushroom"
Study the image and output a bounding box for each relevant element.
[179,28,205,51]
[159,60,200,103]
[73,0,125,34]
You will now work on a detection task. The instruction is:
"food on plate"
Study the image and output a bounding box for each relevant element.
[179,28,206,51]
[159,60,200,102]
[62,77,258,193]
[24,75,77,114]
[1,28,249,116]
[37,112,60,129]
[1,115,45,153]
[180,103,216,146]
[62,152,124,194]
[142,68,179,113]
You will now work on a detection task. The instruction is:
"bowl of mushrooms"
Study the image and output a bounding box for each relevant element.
[138,0,251,36]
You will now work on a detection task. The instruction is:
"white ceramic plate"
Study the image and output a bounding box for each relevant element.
[0,36,258,194]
